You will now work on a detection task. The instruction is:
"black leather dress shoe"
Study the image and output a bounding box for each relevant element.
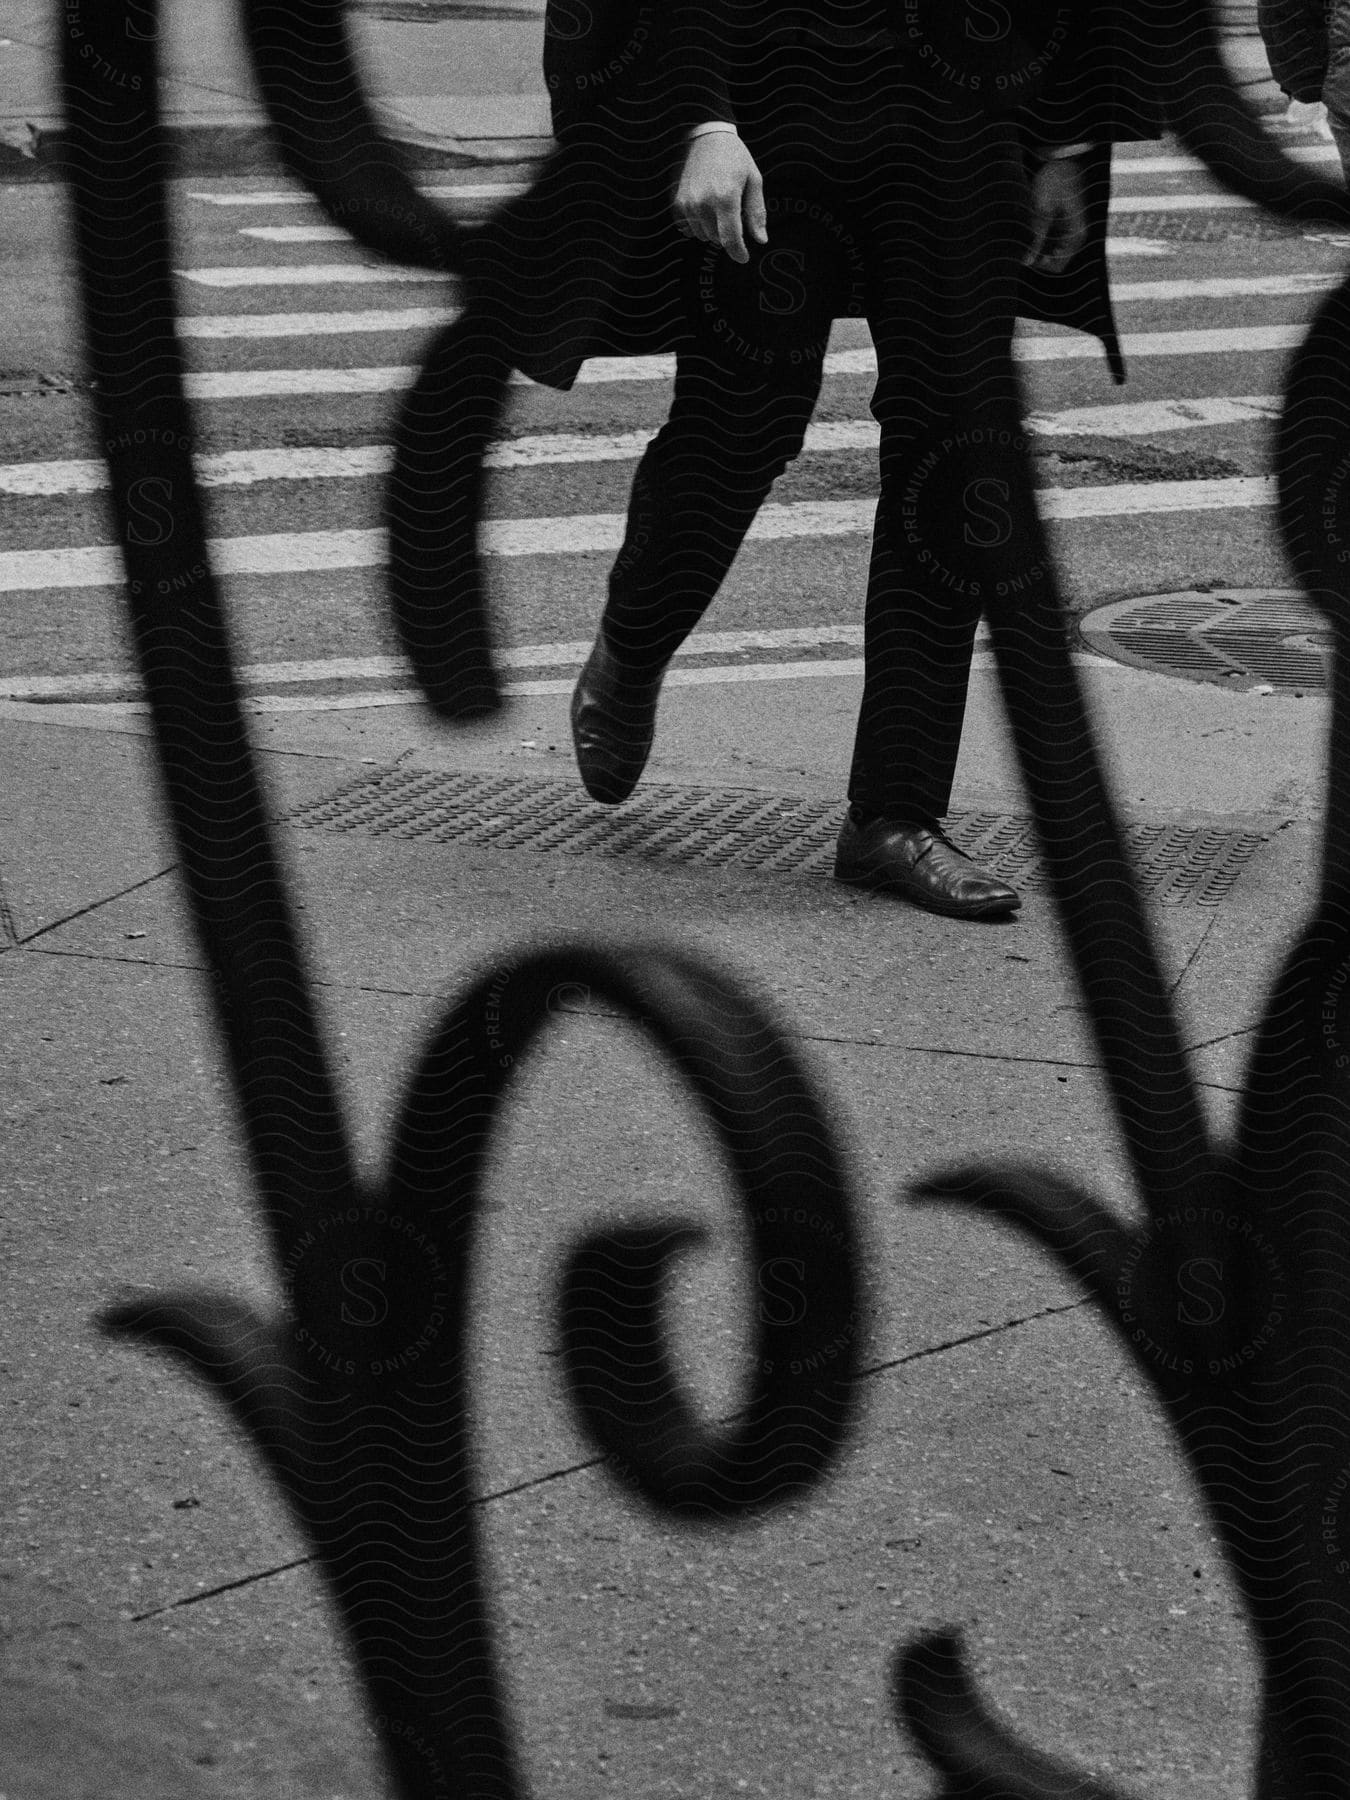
[834,809,1020,919]
[570,636,665,805]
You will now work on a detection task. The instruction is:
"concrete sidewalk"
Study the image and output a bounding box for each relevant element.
[0,5,1311,1793]
[1,633,1311,1796]
[0,1,1295,181]
[0,0,554,175]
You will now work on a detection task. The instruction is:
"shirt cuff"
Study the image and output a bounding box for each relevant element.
[687,120,739,141]
[1041,141,1096,159]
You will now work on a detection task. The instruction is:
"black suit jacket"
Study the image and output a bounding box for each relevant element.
[467,1,1164,390]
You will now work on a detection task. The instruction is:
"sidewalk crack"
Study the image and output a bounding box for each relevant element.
[1168,912,1218,998]
[129,1556,312,1621]
[15,866,176,948]
[858,1297,1093,1382]
[0,862,19,948]
[129,1303,1092,1621]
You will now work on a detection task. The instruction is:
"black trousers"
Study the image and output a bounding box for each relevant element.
[597,41,1043,821]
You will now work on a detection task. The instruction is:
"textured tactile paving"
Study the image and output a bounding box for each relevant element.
[285,766,1268,906]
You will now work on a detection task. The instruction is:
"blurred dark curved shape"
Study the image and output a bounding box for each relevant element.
[892,4,1350,1793]
[60,7,861,1797]
[59,0,1350,1792]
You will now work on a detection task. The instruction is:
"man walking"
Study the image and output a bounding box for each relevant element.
[499,5,1160,918]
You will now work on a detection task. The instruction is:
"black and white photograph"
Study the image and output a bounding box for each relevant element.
[5,1,1350,1794]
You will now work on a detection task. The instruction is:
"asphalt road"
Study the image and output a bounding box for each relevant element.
[1,120,1335,1800]
[0,132,1342,707]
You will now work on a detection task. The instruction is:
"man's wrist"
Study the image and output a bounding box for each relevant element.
[687,120,739,142]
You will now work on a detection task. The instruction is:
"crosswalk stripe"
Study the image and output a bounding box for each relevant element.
[182,143,1341,211]
[1109,272,1340,301]
[179,307,452,339]
[176,263,447,288]
[556,325,1307,381]
[1020,324,1303,360]
[1028,395,1280,434]
[187,365,420,397]
[179,198,1315,295]
[178,325,1305,401]
[1108,191,1258,213]
[241,225,362,242]
[0,648,1126,718]
[0,400,1284,498]
[0,626,873,699]
[1043,476,1271,517]
[0,479,1276,594]
[183,200,1264,287]
[170,270,1334,343]
[1110,144,1341,174]
[238,219,1318,255]
[188,183,534,207]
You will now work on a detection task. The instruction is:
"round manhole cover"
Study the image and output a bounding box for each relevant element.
[1079,588,1332,692]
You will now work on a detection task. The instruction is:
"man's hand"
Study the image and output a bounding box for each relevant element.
[674,133,768,264]
[1024,156,1090,274]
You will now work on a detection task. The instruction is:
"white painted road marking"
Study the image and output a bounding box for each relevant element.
[1108,191,1261,213]
[1027,395,1281,435]
[1109,272,1341,301]
[2,626,872,699]
[175,326,1306,401]
[181,200,1267,289]
[241,225,361,242]
[1110,144,1341,174]
[1016,324,1304,361]
[189,183,535,206]
[179,307,452,339]
[0,648,1124,717]
[177,262,446,288]
[233,219,1248,259]
[0,478,1276,593]
[1105,240,1174,256]
[168,271,1336,342]
[0,401,1284,498]
[182,143,1340,209]
[188,365,422,398]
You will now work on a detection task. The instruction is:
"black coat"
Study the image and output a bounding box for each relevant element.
[466,3,1164,391]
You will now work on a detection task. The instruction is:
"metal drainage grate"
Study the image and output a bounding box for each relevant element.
[1080,587,1333,691]
[284,767,1267,906]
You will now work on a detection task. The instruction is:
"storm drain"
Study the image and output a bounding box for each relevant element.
[1080,588,1334,691]
[285,766,1266,906]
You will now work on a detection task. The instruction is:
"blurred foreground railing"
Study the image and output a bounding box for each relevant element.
[56,1,1350,1793]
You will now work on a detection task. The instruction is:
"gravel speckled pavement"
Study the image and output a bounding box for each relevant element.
[1,632,1322,1798]
[0,4,1315,1796]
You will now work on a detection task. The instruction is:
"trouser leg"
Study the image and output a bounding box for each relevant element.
[846,115,1035,820]
[599,347,824,673]
[847,501,985,821]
